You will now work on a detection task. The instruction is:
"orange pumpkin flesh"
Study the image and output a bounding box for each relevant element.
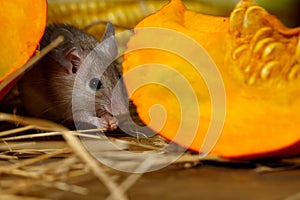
[123,0,300,159]
[0,0,47,99]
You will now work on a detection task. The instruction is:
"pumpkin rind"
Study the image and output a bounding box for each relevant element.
[0,0,47,98]
[123,0,300,159]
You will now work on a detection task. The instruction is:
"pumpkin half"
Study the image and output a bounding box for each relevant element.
[0,0,47,100]
[123,0,300,159]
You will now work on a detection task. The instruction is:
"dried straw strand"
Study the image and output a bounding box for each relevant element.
[0,36,64,92]
[0,148,70,173]
[0,125,36,137]
[1,194,50,200]
[61,131,128,200]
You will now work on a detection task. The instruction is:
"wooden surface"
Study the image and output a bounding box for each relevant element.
[0,138,299,200]
[9,141,297,200]
[28,163,300,200]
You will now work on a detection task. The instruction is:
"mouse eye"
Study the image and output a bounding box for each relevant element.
[89,78,102,90]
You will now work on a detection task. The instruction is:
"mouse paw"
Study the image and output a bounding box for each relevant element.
[98,113,118,131]
[74,113,118,132]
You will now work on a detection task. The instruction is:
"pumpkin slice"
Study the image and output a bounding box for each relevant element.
[123,0,300,159]
[0,0,47,99]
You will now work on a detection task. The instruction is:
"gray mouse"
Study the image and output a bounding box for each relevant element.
[18,22,130,132]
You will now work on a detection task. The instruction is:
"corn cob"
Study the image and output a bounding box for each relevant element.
[47,0,227,39]
[47,0,227,58]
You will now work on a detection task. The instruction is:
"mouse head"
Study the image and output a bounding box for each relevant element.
[71,22,128,114]
[44,23,129,130]
[42,23,118,74]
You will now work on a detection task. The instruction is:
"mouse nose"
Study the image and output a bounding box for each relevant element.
[115,113,157,138]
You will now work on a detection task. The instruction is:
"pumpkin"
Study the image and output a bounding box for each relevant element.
[122,0,300,159]
[0,0,47,100]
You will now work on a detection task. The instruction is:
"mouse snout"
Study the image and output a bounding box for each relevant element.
[110,87,129,116]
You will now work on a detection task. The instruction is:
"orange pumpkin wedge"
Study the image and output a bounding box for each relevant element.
[0,0,47,99]
[123,0,300,159]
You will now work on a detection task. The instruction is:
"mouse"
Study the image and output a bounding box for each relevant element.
[17,22,130,132]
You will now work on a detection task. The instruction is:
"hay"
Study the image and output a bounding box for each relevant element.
[0,112,215,199]
[0,112,137,199]
[1,113,300,199]
[0,112,170,199]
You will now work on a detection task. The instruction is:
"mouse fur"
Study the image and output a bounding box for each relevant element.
[18,23,129,131]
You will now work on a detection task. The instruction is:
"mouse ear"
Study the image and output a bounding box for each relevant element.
[43,25,82,74]
[54,46,81,74]
[100,22,118,59]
